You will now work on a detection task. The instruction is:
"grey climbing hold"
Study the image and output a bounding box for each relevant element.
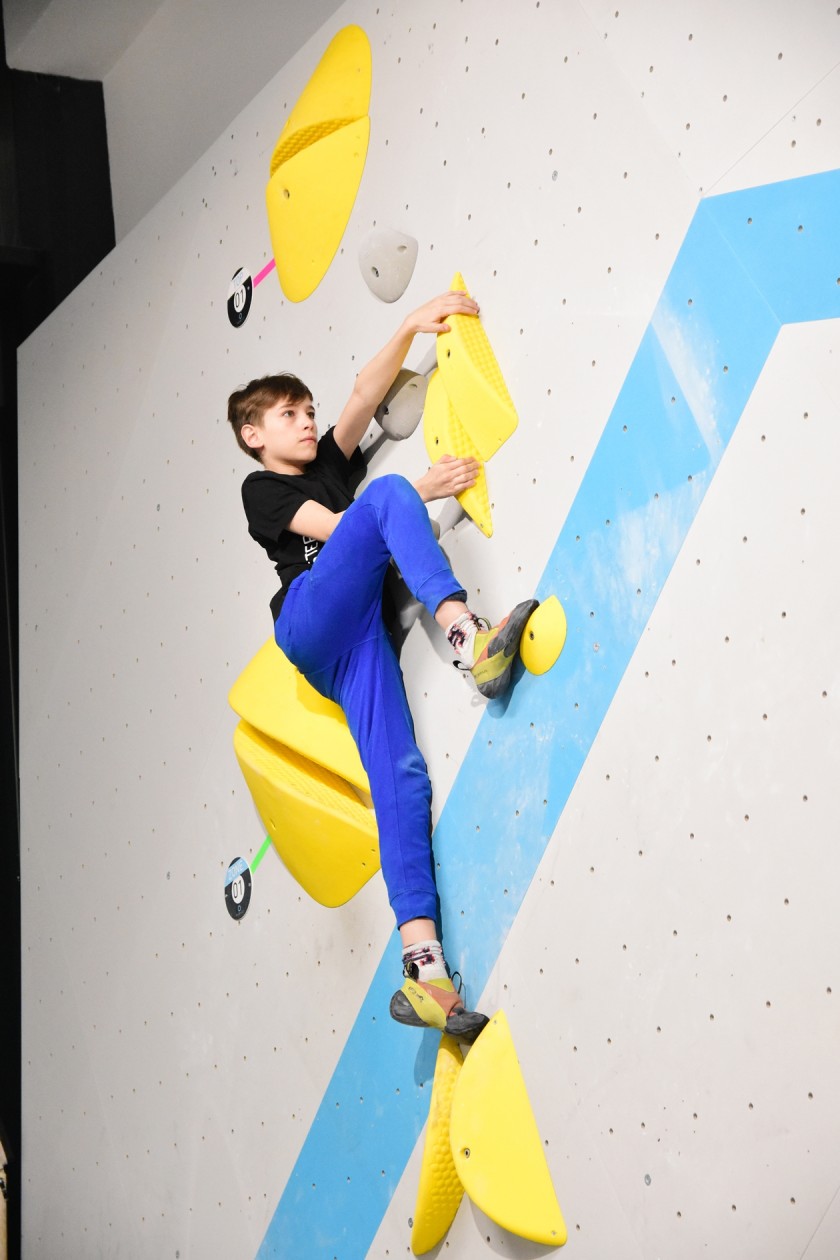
[374,369,427,441]
[359,227,419,302]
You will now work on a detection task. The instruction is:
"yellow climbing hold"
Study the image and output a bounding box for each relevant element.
[436,272,518,460]
[270,24,371,170]
[233,721,379,908]
[228,637,368,793]
[266,25,372,301]
[449,1011,567,1247]
[411,1036,465,1255]
[423,369,493,537]
[520,595,568,676]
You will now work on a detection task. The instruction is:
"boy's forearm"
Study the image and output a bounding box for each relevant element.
[350,320,415,411]
[332,293,479,460]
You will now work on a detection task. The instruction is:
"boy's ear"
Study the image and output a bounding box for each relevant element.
[240,422,264,453]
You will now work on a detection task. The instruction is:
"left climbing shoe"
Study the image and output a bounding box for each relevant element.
[467,599,539,700]
[390,976,489,1043]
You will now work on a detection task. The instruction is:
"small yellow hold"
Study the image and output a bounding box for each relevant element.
[411,1036,465,1255]
[449,1010,567,1247]
[520,596,567,676]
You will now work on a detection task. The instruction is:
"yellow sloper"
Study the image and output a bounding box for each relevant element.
[436,272,518,460]
[233,721,379,908]
[411,1036,465,1255]
[422,369,493,537]
[229,639,379,907]
[448,1011,567,1247]
[229,637,368,793]
[266,25,372,302]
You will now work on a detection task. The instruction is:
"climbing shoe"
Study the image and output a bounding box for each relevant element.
[389,975,489,1044]
[465,598,539,700]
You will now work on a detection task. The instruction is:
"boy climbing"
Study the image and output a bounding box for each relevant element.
[228,291,536,1042]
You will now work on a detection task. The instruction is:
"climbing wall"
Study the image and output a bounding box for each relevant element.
[18,2,840,1257]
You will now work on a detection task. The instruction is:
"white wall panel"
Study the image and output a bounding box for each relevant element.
[18,0,840,1256]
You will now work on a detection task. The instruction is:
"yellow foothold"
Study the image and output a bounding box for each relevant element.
[411,1036,465,1255]
[449,1011,567,1247]
[520,596,567,676]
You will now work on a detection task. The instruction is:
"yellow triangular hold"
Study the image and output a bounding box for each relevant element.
[449,1011,567,1247]
[228,638,368,793]
[233,721,379,908]
[436,272,518,461]
[270,24,371,172]
[267,118,370,302]
[411,1036,465,1255]
[423,370,493,537]
[520,595,568,676]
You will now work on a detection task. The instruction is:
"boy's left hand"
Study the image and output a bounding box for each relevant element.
[415,453,480,504]
[404,290,479,336]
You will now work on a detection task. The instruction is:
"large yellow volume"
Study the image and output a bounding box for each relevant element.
[228,637,368,794]
[436,272,518,460]
[422,370,493,537]
[233,721,379,908]
[266,25,372,301]
[449,1011,567,1246]
[411,1036,465,1255]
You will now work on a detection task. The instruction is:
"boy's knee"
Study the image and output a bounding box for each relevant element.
[365,473,418,510]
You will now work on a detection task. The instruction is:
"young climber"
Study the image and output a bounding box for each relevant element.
[228,290,536,1042]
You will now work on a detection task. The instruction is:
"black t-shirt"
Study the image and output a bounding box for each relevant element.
[241,427,367,619]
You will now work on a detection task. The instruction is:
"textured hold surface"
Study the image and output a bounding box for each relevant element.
[233,720,379,908]
[520,596,568,675]
[411,1035,465,1255]
[450,1011,567,1247]
[436,271,518,460]
[423,369,493,536]
[269,24,371,174]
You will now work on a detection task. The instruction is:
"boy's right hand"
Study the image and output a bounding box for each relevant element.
[415,453,479,504]
[403,291,479,337]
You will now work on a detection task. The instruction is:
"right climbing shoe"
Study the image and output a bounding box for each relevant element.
[465,598,539,700]
[389,975,489,1044]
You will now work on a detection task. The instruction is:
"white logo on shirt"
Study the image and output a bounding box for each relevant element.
[303,536,319,564]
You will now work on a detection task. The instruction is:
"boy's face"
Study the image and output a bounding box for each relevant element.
[243,395,318,473]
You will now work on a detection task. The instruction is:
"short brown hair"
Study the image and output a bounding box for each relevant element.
[227,373,313,463]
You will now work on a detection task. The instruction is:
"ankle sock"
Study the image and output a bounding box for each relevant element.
[401,938,449,982]
[445,612,480,668]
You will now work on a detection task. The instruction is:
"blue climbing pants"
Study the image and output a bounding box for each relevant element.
[274,475,467,927]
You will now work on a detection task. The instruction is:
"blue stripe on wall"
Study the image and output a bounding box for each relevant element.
[258,168,840,1258]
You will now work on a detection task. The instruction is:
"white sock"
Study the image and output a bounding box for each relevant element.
[445,613,479,668]
[402,939,449,982]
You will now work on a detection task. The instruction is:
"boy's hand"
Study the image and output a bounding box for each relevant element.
[415,453,479,504]
[404,290,479,336]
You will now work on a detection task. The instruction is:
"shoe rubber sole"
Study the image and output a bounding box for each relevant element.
[473,598,539,699]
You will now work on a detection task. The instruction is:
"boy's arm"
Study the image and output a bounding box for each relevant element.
[284,450,481,539]
[332,290,479,459]
[285,500,344,543]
